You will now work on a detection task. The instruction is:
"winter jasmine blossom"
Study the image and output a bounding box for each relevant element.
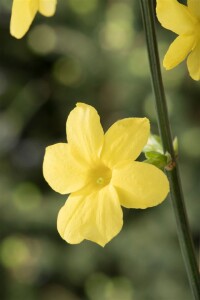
[43,103,169,246]
[156,0,200,80]
[10,0,57,39]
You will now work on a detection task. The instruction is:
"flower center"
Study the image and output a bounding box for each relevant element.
[96,177,104,185]
[90,164,112,189]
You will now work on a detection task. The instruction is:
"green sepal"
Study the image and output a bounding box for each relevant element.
[144,151,167,169]
[143,134,177,170]
[143,134,163,154]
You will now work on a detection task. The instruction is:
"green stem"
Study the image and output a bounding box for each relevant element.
[139,1,200,299]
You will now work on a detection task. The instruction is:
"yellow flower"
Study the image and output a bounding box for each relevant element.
[43,103,169,246]
[156,0,200,80]
[10,0,57,39]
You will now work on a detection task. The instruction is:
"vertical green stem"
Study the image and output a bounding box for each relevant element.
[139,1,200,299]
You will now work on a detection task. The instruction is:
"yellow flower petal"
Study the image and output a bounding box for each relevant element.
[39,0,57,16]
[163,35,195,70]
[188,0,200,19]
[43,143,89,194]
[156,0,196,35]
[57,185,123,247]
[66,103,104,164]
[57,197,84,245]
[101,118,150,168]
[10,0,38,39]
[187,41,200,80]
[112,161,169,209]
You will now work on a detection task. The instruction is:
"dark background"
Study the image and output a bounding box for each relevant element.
[0,0,199,299]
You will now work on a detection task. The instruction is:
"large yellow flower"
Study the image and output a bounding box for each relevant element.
[156,0,200,80]
[43,103,169,246]
[10,0,57,39]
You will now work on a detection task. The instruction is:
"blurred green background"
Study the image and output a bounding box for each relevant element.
[0,0,199,299]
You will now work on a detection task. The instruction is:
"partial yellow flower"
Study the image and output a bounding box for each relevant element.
[10,0,57,39]
[43,103,169,246]
[156,0,200,80]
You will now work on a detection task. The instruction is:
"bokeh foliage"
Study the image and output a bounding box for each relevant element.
[0,1,200,299]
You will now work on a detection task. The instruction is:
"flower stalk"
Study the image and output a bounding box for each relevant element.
[139,0,200,299]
